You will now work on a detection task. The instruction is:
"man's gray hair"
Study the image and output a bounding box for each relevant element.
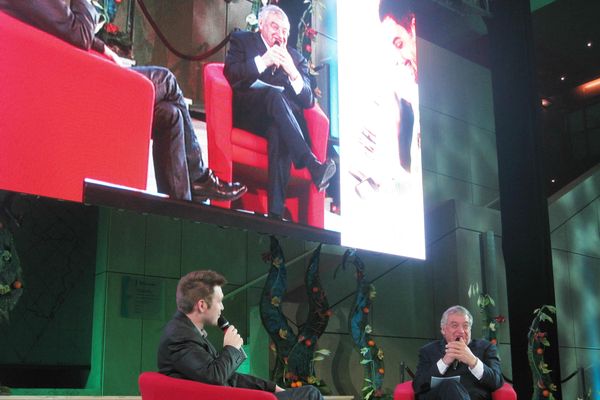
[440,305,473,328]
[258,4,288,24]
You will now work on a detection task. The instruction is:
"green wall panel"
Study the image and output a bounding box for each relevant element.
[180,220,248,283]
[102,272,143,395]
[106,209,146,274]
[140,278,178,373]
[145,214,182,278]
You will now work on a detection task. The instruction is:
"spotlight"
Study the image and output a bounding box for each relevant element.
[551,179,556,183]
[560,76,566,81]
[587,41,593,48]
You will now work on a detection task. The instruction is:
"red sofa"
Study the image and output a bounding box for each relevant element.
[138,371,277,400]
[203,63,329,227]
[0,11,154,203]
[393,380,517,400]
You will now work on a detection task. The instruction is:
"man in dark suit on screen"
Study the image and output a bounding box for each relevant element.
[413,305,503,400]
[224,5,336,220]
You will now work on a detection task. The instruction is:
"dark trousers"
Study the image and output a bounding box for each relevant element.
[275,385,324,400]
[420,379,470,400]
[233,87,313,216]
[131,66,205,200]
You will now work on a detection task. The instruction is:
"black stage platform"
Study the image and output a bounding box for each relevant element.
[83,179,340,245]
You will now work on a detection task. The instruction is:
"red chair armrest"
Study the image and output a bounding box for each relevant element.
[492,382,517,400]
[393,381,415,400]
[204,63,235,181]
[393,380,516,400]
[0,11,154,202]
[304,103,329,163]
[139,372,277,400]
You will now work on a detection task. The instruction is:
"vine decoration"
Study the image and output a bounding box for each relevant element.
[467,283,506,345]
[259,236,332,394]
[0,194,24,324]
[93,0,132,54]
[528,305,558,400]
[336,249,388,400]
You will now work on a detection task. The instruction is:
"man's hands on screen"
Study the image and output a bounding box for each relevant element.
[103,45,129,68]
[223,325,244,350]
[262,43,300,81]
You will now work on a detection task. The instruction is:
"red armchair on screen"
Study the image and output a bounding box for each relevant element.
[0,11,154,203]
[393,381,517,400]
[203,63,329,228]
[139,371,277,400]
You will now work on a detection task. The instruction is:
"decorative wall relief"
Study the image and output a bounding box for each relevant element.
[260,236,331,393]
[528,305,558,400]
[0,194,23,323]
[337,249,386,399]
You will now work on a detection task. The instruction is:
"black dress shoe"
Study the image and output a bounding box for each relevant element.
[191,170,247,202]
[267,212,290,222]
[309,159,336,192]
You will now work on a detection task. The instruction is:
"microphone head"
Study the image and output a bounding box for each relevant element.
[217,315,230,331]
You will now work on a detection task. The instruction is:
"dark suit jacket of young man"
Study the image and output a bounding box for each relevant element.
[413,338,503,400]
[157,310,276,391]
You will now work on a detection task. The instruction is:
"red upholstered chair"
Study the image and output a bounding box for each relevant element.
[203,63,329,228]
[0,11,154,203]
[393,380,517,400]
[139,371,277,400]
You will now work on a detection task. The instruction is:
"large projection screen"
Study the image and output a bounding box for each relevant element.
[337,0,425,258]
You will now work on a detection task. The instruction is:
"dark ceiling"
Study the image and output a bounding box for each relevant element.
[412,0,600,195]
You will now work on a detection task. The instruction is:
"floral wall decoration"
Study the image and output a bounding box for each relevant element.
[0,212,23,323]
[528,305,558,400]
[295,0,323,77]
[467,283,506,345]
[259,237,332,394]
[93,0,132,54]
[336,250,387,400]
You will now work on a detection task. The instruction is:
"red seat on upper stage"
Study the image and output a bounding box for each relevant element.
[0,11,154,203]
[203,62,329,228]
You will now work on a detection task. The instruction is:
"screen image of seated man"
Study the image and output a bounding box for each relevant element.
[157,270,323,400]
[0,0,247,204]
[413,305,503,400]
[223,5,336,220]
[349,0,419,199]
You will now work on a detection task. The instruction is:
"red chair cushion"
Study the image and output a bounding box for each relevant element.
[138,371,277,400]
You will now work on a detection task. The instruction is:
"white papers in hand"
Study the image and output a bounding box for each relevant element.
[250,79,284,92]
[430,375,460,388]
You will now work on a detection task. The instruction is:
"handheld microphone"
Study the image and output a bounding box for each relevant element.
[218,316,247,357]
[271,39,281,75]
[452,337,460,369]
[217,315,231,331]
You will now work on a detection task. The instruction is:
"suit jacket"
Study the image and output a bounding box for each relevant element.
[413,339,503,400]
[0,0,105,53]
[224,30,314,112]
[157,311,276,392]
